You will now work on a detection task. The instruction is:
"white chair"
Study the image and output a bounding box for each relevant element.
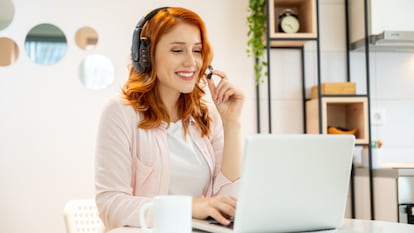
[64,199,105,233]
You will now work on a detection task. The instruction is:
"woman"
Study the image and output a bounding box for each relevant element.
[95,7,244,230]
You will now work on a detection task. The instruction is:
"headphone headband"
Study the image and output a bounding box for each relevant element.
[131,7,169,73]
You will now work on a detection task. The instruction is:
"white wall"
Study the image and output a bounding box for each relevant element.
[369,52,414,164]
[0,1,255,233]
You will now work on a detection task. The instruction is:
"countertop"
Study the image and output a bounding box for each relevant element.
[107,219,414,233]
[354,166,414,178]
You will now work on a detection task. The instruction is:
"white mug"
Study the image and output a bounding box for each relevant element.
[139,195,192,233]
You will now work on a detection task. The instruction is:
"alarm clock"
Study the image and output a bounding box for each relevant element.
[278,9,300,33]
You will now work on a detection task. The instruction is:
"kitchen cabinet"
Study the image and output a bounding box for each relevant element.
[353,168,414,223]
[349,0,414,43]
[348,0,414,51]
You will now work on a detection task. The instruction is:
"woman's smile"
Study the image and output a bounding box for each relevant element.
[176,71,196,80]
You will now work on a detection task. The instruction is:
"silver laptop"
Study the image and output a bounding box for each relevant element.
[192,134,355,233]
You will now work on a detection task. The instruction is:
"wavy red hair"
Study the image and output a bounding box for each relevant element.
[122,7,213,137]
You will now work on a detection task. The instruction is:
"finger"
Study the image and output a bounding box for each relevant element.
[209,210,232,226]
[210,69,228,81]
[206,69,229,103]
[206,77,217,101]
[227,196,238,205]
[217,195,237,204]
[208,203,235,225]
[213,196,237,217]
[215,82,232,104]
[221,88,236,103]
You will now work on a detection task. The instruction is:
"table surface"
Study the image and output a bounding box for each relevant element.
[107,218,414,233]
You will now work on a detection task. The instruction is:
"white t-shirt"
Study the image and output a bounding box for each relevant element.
[167,120,210,196]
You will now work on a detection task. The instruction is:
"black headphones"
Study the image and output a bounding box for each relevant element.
[131,7,169,73]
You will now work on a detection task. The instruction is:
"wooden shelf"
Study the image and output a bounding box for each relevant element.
[268,0,317,46]
[306,97,369,144]
[269,40,309,47]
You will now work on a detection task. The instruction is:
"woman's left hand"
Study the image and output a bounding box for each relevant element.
[192,195,237,226]
[206,69,244,122]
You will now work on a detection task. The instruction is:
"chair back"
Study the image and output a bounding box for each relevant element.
[64,199,105,233]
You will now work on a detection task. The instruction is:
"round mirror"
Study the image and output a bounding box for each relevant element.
[0,37,19,66]
[24,23,67,65]
[0,0,14,30]
[79,54,114,90]
[75,26,98,50]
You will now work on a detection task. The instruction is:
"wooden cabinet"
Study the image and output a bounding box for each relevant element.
[354,175,399,221]
[268,0,317,47]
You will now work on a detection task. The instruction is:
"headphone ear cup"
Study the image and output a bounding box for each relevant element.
[131,7,168,73]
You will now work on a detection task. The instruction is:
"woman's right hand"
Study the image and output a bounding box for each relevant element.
[206,69,244,123]
[192,195,237,225]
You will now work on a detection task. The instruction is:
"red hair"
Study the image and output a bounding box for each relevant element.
[122,7,213,137]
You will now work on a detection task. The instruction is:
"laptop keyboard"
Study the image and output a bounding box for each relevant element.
[206,217,234,229]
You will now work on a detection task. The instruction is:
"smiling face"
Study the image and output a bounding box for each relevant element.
[154,22,203,100]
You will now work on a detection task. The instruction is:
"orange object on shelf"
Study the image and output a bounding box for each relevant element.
[327,126,357,136]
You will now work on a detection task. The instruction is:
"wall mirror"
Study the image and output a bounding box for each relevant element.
[0,37,19,66]
[79,54,114,90]
[75,26,98,50]
[24,23,67,65]
[0,0,14,30]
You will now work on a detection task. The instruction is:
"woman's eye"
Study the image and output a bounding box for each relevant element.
[193,49,202,53]
[171,49,183,53]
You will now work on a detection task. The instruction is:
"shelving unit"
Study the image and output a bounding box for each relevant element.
[263,0,370,141]
[306,96,369,144]
[259,0,373,218]
[261,0,320,133]
[268,0,317,47]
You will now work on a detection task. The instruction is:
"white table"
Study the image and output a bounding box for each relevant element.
[107,218,414,233]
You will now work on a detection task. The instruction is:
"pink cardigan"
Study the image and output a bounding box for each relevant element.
[95,96,239,230]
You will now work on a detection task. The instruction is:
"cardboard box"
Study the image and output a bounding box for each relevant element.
[311,82,356,99]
